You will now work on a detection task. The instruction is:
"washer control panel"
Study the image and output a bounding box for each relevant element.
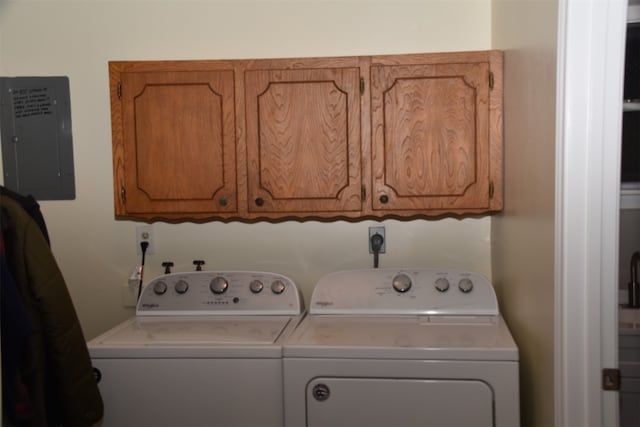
[137,271,304,316]
[310,268,498,316]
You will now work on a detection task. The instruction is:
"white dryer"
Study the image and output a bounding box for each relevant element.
[283,268,519,427]
[88,270,304,427]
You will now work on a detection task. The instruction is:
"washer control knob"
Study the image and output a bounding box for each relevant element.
[392,273,412,293]
[458,278,474,293]
[174,280,189,294]
[435,278,450,292]
[209,277,229,294]
[271,280,286,294]
[250,280,264,294]
[153,281,168,295]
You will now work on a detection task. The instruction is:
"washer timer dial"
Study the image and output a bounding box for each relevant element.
[209,276,229,294]
[392,273,412,293]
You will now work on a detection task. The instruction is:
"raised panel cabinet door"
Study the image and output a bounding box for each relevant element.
[244,67,362,214]
[370,60,494,212]
[117,70,236,216]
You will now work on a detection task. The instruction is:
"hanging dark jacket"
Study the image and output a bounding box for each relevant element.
[1,194,103,426]
[0,186,50,246]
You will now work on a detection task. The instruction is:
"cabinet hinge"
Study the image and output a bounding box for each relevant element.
[602,368,620,391]
[361,185,366,200]
[360,77,365,95]
[489,181,495,199]
[117,81,122,100]
[120,186,126,205]
[489,72,494,90]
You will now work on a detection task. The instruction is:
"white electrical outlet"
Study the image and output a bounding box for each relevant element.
[136,225,155,255]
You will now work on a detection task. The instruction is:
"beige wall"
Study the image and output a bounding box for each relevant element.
[0,0,493,340]
[491,1,558,426]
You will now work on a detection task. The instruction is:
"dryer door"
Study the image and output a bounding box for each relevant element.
[306,377,493,427]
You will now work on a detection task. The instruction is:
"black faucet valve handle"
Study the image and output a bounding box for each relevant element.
[162,261,174,274]
[193,260,205,271]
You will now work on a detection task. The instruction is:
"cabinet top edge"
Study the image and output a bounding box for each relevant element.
[370,49,501,64]
[108,50,502,72]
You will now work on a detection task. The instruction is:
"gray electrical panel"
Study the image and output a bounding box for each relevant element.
[0,76,75,200]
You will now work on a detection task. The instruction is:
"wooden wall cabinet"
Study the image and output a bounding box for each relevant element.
[110,61,238,218]
[369,51,503,214]
[109,51,502,222]
[244,60,363,215]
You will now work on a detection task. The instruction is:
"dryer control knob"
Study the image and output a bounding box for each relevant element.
[271,280,286,294]
[209,277,229,294]
[312,384,330,401]
[250,280,264,294]
[458,278,474,293]
[392,273,412,293]
[174,280,189,294]
[153,281,168,295]
[435,277,450,292]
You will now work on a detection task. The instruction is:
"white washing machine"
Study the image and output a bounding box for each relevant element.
[283,268,519,427]
[88,270,304,427]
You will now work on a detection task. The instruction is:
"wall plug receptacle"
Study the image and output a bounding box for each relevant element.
[368,226,386,253]
[136,225,155,255]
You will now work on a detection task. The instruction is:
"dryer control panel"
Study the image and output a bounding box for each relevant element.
[309,268,498,316]
[137,271,304,316]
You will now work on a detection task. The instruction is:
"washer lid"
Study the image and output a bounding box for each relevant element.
[283,315,518,361]
[89,315,302,358]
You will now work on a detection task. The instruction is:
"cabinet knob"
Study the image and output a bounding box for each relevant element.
[379,195,389,204]
[219,197,228,206]
[255,197,264,206]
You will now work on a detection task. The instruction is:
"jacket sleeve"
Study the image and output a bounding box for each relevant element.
[2,195,103,427]
[21,219,104,426]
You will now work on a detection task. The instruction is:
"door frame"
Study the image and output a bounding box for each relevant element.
[555,0,627,425]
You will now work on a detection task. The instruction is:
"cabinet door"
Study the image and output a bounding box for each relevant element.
[370,58,498,213]
[115,69,236,217]
[244,67,362,215]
